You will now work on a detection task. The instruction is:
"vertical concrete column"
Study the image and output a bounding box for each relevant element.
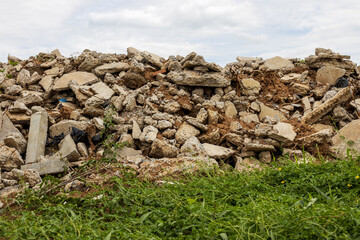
[25,112,48,164]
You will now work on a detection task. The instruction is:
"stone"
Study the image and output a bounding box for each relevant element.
[280,73,302,84]
[0,145,24,171]
[164,101,181,114]
[167,70,231,87]
[25,112,48,164]
[21,157,68,175]
[8,101,29,114]
[53,72,98,91]
[16,69,30,86]
[23,169,42,187]
[301,87,352,124]
[245,142,276,152]
[49,120,89,138]
[77,142,88,157]
[5,85,22,95]
[4,132,27,154]
[123,72,147,89]
[138,156,218,180]
[94,62,130,76]
[196,108,208,124]
[240,114,259,124]
[259,151,272,163]
[269,122,297,143]
[224,133,243,146]
[149,139,178,158]
[234,156,262,172]
[90,82,115,100]
[259,103,286,122]
[229,121,242,132]
[180,137,206,156]
[141,51,163,68]
[186,118,208,132]
[64,180,85,192]
[332,119,360,158]
[132,120,142,140]
[292,83,310,95]
[113,146,142,158]
[139,126,158,143]
[263,56,295,72]
[57,135,81,162]
[127,47,143,61]
[39,75,54,92]
[316,66,346,85]
[0,114,16,141]
[298,129,332,147]
[157,120,172,130]
[240,78,261,95]
[202,143,235,159]
[225,101,238,118]
[175,123,201,145]
[250,102,261,112]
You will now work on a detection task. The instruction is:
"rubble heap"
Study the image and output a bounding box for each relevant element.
[1,47,360,200]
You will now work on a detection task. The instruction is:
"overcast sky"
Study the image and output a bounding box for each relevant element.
[1,0,360,66]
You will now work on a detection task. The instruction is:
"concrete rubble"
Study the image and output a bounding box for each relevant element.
[1,46,360,199]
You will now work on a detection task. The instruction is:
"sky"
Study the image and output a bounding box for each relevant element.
[0,0,360,66]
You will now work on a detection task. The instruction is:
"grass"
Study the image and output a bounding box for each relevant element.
[1,157,360,239]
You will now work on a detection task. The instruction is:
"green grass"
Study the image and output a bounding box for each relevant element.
[1,157,360,239]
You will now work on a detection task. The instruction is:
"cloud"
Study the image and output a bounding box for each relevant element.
[0,0,359,66]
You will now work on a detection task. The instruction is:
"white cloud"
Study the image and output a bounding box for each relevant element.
[0,0,360,65]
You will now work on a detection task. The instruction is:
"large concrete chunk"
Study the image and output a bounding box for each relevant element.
[301,87,352,125]
[49,120,89,138]
[94,62,130,76]
[25,112,48,164]
[263,56,294,72]
[202,143,235,159]
[259,103,286,122]
[316,66,345,85]
[167,70,230,87]
[21,158,68,175]
[90,82,115,100]
[58,135,81,162]
[0,145,24,171]
[53,72,98,91]
[332,119,360,158]
[269,122,297,143]
[175,123,201,145]
[0,111,22,142]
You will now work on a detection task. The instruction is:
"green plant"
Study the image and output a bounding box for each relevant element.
[6,73,13,79]
[8,59,18,66]
[0,68,5,73]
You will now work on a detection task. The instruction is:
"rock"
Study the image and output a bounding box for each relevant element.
[49,120,89,138]
[240,78,261,95]
[280,73,302,84]
[263,56,294,72]
[316,66,346,85]
[21,157,68,175]
[9,101,30,114]
[16,69,30,86]
[180,137,206,156]
[39,75,54,92]
[167,70,230,87]
[245,142,276,152]
[77,142,88,157]
[229,121,242,132]
[141,51,163,68]
[127,47,143,61]
[94,62,130,76]
[259,151,272,163]
[53,72,98,91]
[0,145,24,171]
[298,129,332,147]
[5,85,22,95]
[225,101,238,118]
[292,83,310,96]
[157,120,172,130]
[196,108,208,124]
[259,103,286,122]
[301,87,352,124]
[149,139,178,158]
[202,143,235,159]
[164,101,181,114]
[175,123,201,145]
[113,146,142,158]
[93,117,104,130]
[25,112,48,164]
[23,169,42,187]
[332,119,360,158]
[234,156,262,172]
[137,156,218,180]
[269,122,297,143]
[0,111,21,142]
[64,180,86,192]
[57,134,81,162]
[186,118,208,132]
[90,82,115,100]
[123,72,147,89]
[139,126,158,143]
[4,132,27,154]
[132,120,142,140]
[240,113,259,124]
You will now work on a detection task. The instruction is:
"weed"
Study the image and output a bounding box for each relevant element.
[6,73,13,79]
[0,68,5,73]
[8,59,18,66]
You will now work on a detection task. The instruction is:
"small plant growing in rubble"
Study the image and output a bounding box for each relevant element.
[8,59,18,66]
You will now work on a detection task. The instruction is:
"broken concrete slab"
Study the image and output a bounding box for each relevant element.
[175,123,201,145]
[167,70,231,87]
[316,66,346,85]
[0,145,24,171]
[53,72,98,91]
[0,111,22,142]
[301,87,352,125]
[49,120,89,138]
[57,135,81,162]
[269,122,297,143]
[4,132,27,154]
[21,157,68,175]
[259,103,286,122]
[202,143,235,159]
[25,112,48,164]
[149,139,178,158]
[90,82,115,100]
[263,56,294,72]
[94,62,130,76]
[332,119,360,158]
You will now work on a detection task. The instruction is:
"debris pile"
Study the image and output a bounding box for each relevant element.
[1,47,360,201]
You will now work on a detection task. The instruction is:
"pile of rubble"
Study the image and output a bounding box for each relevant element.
[1,47,360,201]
